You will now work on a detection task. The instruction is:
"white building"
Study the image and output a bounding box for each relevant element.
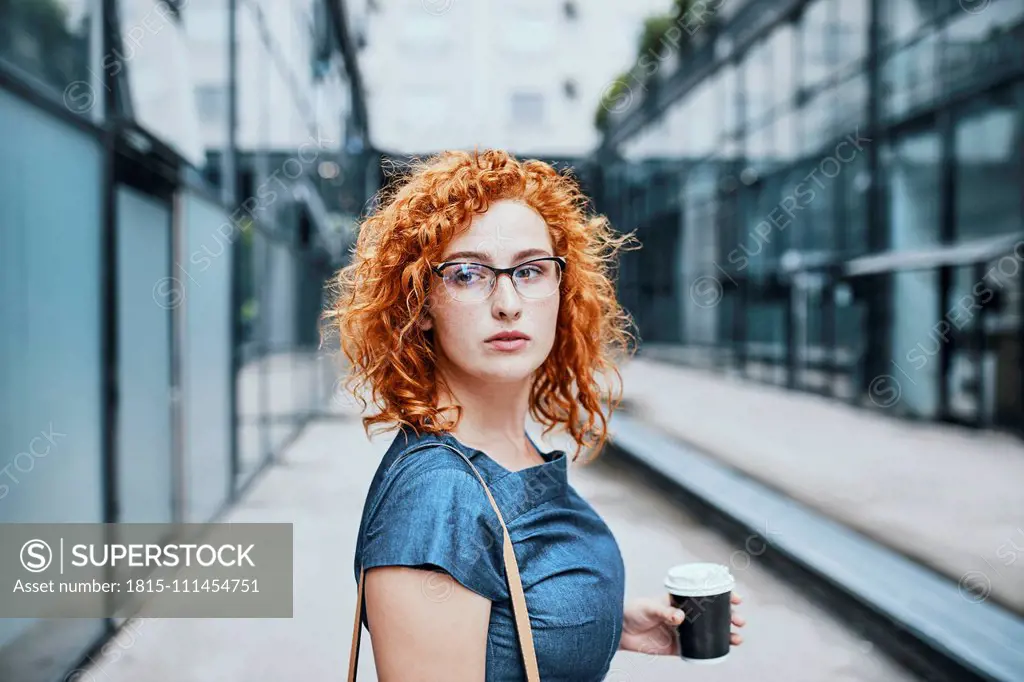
[184,0,352,155]
[354,0,669,157]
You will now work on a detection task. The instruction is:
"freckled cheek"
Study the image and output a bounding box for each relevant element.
[435,306,487,350]
[526,299,560,345]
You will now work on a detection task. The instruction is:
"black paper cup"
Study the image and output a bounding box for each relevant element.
[664,563,735,664]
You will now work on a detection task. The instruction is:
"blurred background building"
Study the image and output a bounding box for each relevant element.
[1,0,1023,680]
[355,0,668,157]
[591,0,1024,433]
[0,0,370,678]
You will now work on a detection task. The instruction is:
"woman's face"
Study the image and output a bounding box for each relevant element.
[420,199,560,385]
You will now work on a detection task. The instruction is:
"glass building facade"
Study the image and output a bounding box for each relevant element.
[0,1,371,679]
[592,0,1024,432]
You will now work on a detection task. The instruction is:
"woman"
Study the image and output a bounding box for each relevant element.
[327,150,744,681]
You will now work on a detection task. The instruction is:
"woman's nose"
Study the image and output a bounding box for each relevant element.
[492,273,522,318]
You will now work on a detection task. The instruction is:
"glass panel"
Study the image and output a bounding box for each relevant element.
[886,130,941,250]
[836,0,869,68]
[117,0,204,165]
[795,272,828,390]
[767,23,796,112]
[0,0,98,112]
[180,192,234,522]
[680,165,719,346]
[840,149,870,255]
[264,237,301,454]
[883,0,936,46]
[772,106,799,169]
[686,80,717,158]
[743,38,772,125]
[890,269,942,419]
[183,0,232,186]
[804,158,835,253]
[720,64,739,137]
[116,186,174,523]
[236,223,268,486]
[833,279,866,400]
[980,251,1024,429]
[801,0,836,88]
[0,87,106,681]
[780,167,811,252]
[946,265,982,422]
[801,86,833,155]
[954,88,1022,243]
[833,72,867,135]
[882,33,940,119]
[941,0,1024,96]
[746,120,771,182]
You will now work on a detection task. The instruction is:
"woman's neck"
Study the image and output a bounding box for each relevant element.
[434,374,541,470]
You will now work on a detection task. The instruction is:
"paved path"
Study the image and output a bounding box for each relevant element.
[618,355,1024,615]
[75,413,913,681]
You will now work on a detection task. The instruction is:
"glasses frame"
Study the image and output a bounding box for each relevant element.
[430,256,567,302]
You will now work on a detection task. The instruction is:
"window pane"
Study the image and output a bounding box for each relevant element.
[884,0,936,45]
[840,151,871,255]
[180,193,234,523]
[689,80,717,157]
[746,119,771,176]
[118,0,204,165]
[804,159,835,252]
[941,0,1024,96]
[743,38,772,124]
[720,64,739,136]
[833,72,868,134]
[801,0,835,88]
[954,89,1022,243]
[890,269,942,419]
[772,106,799,167]
[801,87,834,155]
[0,88,106,678]
[116,187,174,524]
[0,0,98,114]
[836,0,869,68]
[768,23,796,111]
[886,130,941,250]
[882,33,940,120]
[184,0,231,184]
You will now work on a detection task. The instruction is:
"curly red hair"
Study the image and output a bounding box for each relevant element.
[322,149,639,461]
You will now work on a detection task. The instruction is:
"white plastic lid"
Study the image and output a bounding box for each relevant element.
[664,563,735,597]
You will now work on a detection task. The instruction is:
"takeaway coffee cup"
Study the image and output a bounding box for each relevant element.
[664,563,735,664]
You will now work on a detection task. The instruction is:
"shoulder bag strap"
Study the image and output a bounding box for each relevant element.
[348,442,541,682]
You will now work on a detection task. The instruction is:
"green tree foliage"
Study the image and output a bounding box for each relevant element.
[594,72,632,131]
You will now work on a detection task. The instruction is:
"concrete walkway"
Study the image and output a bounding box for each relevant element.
[72,411,912,681]
[618,355,1024,615]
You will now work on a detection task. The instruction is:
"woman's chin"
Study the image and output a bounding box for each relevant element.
[471,358,543,384]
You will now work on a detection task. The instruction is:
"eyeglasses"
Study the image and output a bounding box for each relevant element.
[431,256,567,303]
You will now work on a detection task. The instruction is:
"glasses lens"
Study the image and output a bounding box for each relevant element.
[513,260,561,299]
[441,263,494,301]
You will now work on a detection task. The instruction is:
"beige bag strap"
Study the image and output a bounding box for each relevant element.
[348,442,540,682]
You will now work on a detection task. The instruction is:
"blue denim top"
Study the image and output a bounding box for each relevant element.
[353,425,626,681]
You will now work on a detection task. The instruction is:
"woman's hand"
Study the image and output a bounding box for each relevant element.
[618,592,745,655]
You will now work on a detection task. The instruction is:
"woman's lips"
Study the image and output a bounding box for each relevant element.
[485,337,529,352]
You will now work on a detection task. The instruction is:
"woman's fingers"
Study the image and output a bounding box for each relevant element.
[663,605,685,625]
[731,613,746,627]
[731,632,743,646]
[730,592,742,605]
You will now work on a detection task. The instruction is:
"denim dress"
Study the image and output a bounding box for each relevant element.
[353,425,626,681]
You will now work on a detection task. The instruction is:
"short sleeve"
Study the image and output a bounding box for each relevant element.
[358,456,507,605]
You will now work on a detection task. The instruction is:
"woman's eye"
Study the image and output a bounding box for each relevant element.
[516,266,542,280]
[451,266,487,285]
